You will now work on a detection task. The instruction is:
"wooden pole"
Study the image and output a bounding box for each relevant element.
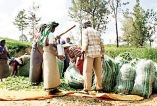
[58,25,76,37]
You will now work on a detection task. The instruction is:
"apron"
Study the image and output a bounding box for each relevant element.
[43,46,60,90]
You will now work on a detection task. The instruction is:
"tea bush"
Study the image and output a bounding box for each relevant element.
[0,37,31,57]
[105,44,157,62]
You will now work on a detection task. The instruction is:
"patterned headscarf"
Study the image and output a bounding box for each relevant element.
[37,21,59,46]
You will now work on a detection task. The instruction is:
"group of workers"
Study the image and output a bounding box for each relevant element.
[0,20,105,95]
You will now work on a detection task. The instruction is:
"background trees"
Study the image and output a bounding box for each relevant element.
[108,0,129,47]
[121,0,157,47]
[13,9,29,41]
[120,14,133,46]
[68,0,110,45]
[28,2,41,41]
[12,0,157,48]
[13,3,41,42]
[68,0,84,45]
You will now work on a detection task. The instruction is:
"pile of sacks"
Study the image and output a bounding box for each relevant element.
[64,52,157,99]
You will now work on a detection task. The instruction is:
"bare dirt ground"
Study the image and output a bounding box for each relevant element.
[0,94,157,106]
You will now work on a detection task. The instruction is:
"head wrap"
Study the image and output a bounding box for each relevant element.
[47,21,59,30]
[0,39,5,47]
[0,39,5,43]
[83,21,92,28]
[37,21,59,46]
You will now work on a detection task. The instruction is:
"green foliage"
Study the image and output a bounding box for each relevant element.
[19,34,28,42]
[0,76,42,91]
[109,0,129,47]
[0,76,79,91]
[121,0,157,47]
[69,0,110,33]
[28,2,41,36]
[105,44,157,62]
[69,32,79,45]
[3,37,157,63]
[58,79,78,91]
[120,13,133,45]
[13,9,29,41]
[1,37,32,57]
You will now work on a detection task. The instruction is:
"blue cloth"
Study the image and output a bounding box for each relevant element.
[0,46,4,52]
[61,40,66,45]
[63,54,69,77]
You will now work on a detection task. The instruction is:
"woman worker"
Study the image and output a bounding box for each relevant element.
[37,21,61,95]
[29,24,47,85]
[8,54,30,77]
[0,39,11,81]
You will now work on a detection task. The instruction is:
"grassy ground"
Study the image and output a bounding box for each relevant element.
[0,76,157,106]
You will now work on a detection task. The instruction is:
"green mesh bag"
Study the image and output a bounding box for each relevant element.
[92,55,118,92]
[131,59,155,98]
[56,57,64,78]
[152,62,157,93]
[64,63,84,89]
[115,52,133,68]
[114,64,135,94]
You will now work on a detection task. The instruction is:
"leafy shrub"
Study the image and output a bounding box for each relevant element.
[105,45,157,62]
[0,37,31,57]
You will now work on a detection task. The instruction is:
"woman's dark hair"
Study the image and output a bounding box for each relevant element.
[0,39,5,43]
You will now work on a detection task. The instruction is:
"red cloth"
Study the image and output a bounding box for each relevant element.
[33,33,40,43]
[76,58,84,75]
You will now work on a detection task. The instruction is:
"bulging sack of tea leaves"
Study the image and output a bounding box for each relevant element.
[131,59,155,98]
[152,62,157,93]
[64,63,84,89]
[92,55,117,92]
[115,52,132,68]
[18,55,30,77]
[114,64,135,94]
[56,57,64,78]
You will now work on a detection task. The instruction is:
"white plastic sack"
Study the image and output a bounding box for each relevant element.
[131,59,155,98]
[114,64,135,94]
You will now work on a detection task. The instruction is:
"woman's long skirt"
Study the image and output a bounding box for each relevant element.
[43,46,60,90]
[0,59,10,79]
[29,44,43,83]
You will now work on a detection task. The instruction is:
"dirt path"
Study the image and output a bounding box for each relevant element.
[0,94,157,106]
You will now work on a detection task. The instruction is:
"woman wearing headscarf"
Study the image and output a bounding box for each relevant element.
[37,21,60,94]
[8,54,30,77]
[0,39,11,81]
[29,24,47,85]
